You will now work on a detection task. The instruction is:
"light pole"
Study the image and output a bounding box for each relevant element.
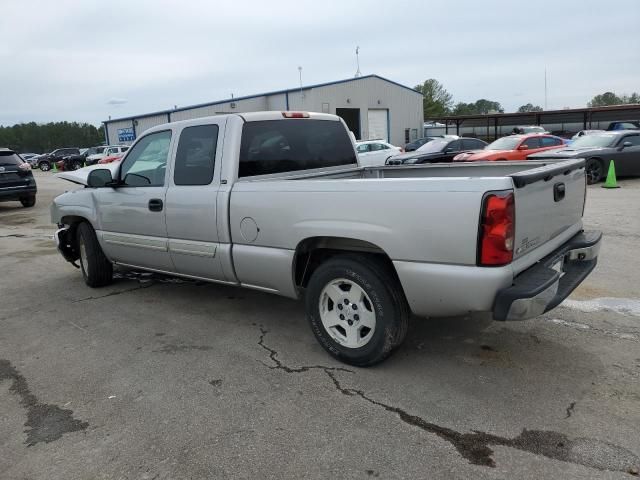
[298,66,303,102]
[355,46,361,77]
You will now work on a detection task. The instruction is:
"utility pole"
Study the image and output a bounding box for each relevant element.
[355,46,361,77]
[544,68,548,110]
[298,66,303,102]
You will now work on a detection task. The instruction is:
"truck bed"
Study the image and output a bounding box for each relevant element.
[229,158,587,315]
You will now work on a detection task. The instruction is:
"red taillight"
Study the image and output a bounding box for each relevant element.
[478,191,515,266]
[282,111,309,118]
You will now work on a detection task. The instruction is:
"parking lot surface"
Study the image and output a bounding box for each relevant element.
[1,171,639,479]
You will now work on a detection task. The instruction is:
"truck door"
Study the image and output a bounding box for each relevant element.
[94,129,174,271]
[164,118,227,281]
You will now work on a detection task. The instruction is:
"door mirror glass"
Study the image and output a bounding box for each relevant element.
[123,172,152,186]
[87,169,114,188]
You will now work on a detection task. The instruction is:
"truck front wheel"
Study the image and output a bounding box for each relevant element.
[305,254,409,367]
[77,222,113,287]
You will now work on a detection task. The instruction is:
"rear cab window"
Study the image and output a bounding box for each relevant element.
[239,119,357,177]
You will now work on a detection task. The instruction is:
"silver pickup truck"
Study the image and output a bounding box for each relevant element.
[52,111,602,366]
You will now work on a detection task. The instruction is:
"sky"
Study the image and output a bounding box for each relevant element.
[1,0,638,126]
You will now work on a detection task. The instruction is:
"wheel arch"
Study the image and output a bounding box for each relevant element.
[293,236,400,289]
[58,215,92,258]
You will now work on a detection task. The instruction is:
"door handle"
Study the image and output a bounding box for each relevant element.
[148,198,163,212]
[553,183,565,202]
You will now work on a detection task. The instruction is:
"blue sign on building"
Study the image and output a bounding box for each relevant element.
[118,127,135,142]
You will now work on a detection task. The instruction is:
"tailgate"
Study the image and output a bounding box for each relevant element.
[509,159,586,263]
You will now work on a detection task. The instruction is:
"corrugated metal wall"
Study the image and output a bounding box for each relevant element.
[135,113,169,137]
[104,77,424,147]
[286,76,423,146]
[169,96,269,122]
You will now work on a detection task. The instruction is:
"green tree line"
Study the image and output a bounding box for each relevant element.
[415,78,639,119]
[0,122,104,153]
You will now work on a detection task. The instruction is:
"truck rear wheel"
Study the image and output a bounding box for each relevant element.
[305,254,409,367]
[77,222,113,287]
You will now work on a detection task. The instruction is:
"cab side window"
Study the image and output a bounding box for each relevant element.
[540,137,563,147]
[447,140,462,151]
[523,137,541,149]
[356,144,370,153]
[623,135,640,146]
[174,125,218,185]
[119,130,172,187]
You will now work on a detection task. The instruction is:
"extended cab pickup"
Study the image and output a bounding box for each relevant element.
[51,111,602,366]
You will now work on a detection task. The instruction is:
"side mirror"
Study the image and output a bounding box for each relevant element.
[87,169,114,188]
[622,141,633,149]
[517,144,529,150]
[445,147,454,153]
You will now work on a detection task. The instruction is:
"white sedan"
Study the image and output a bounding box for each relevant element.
[356,140,403,167]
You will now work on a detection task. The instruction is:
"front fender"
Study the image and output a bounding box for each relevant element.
[50,190,99,227]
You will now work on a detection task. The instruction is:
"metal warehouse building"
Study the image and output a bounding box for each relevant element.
[103,74,424,147]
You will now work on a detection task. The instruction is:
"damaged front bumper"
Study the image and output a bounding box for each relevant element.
[493,230,602,321]
[54,225,79,264]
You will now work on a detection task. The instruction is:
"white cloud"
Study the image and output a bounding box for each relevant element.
[107,98,128,105]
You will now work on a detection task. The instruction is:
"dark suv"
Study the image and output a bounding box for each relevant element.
[37,148,80,171]
[0,148,37,207]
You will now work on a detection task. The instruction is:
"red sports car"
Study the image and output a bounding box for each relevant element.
[98,153,124,164]
[454,134,565,161]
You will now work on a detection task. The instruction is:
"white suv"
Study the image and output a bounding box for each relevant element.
[355,140,402,167]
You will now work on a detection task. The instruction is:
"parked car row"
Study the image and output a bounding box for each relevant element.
[24,145,130,171]
[375,127,639,184]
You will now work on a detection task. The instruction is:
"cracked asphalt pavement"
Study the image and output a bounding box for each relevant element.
[1,171,639,479]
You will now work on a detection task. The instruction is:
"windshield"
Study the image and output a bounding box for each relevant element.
[486,137,521,150]
[416,139,448,153]
[570,134,617,148]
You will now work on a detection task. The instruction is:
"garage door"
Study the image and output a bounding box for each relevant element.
[367,109,388,142]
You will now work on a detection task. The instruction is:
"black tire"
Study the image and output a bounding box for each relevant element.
[586,158,604,185]
[77,222,113,287]
[39,161,51,171]
[305,254,409,367]
[72,160,83,170]
[20,196,36,208]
